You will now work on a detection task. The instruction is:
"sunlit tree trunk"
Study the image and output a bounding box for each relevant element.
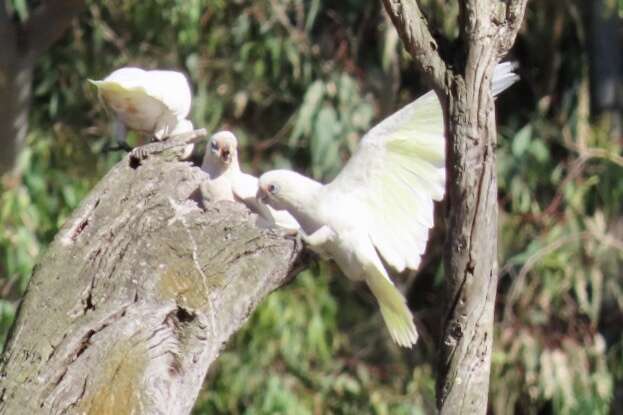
[382,0,528,412]
[0,155,301,414]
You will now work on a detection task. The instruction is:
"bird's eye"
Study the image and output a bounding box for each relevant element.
[267,184,280,194]
[210,141,219,150]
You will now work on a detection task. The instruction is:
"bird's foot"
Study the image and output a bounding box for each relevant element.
[128,128,207,167]
[129,146,149,161]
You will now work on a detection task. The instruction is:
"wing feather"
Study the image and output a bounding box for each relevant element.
[91,68,191,122]
[326,90,445,272]
[327,63,517,272]
[142,70,192,119]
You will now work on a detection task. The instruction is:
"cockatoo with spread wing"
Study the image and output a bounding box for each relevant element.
[90,67,194,156]
[201,131,300,233]
[257,63,519,347]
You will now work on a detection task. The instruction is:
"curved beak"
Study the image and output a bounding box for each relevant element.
[210,141,232,163]
[256,186,268,204]
[220,148,232,163]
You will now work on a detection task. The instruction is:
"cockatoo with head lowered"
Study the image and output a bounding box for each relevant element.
[257,62,519,347]
[90,67,194,157]
[201,131,300,233]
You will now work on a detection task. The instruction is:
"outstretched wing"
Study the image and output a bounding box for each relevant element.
[327,62,518,273]
[327,90,445,272]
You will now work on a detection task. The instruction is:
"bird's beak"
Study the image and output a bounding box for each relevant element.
[220,148,232,163]
[256,186,268,204]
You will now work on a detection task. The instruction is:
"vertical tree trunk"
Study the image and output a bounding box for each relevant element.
[0,5,31,177]
[437,60,500,414]
[0,0,85,176]
[382,1,528,413]
[0,155,302,414]
[0,63,33,176]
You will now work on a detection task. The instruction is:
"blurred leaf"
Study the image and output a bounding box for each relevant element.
[511,124,532,157]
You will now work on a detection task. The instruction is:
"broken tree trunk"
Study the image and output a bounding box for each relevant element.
[0,154,301,414]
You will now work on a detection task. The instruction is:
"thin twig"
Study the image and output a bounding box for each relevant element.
[503,227,623,322]
[503,231,589,321]
[269,0,310,53]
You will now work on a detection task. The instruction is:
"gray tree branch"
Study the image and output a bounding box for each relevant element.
[437,63,499,414]
[461,0,493,45]
[0,155,303,414]
[496,0,529,56]
[381,0,448,94]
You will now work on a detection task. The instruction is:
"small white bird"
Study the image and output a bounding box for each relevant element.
[201,131,300,233]
[90,67,195,156]
[257,63,519,347]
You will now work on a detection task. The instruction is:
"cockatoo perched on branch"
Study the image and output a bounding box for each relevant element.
[90,67,194,157]
[257,62,519,348]
[201,131,300,233]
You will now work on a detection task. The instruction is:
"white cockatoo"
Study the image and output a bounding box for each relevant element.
[90,67,195,156]
[201,131,300,233]
[257,62,519,348]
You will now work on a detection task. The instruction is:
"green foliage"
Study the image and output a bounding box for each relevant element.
[0,0,622,414]
[290,74,374,179]
[7,0,29,21]
[194,269,435,414]
[492,4,623,412]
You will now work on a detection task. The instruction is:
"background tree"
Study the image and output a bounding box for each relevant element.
[0,1,622,414]
[0,0,85,176]
[382,1,527,412]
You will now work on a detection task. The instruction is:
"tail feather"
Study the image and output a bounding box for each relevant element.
[492,61,519,97]
[366,268,418,348]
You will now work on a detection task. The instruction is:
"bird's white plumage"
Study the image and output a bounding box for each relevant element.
[326,90,445,273]
[201,131,300,232]
[492,61,520,97]
[90,67,193,140]
[233,173,300,232]
[258,63,519,348]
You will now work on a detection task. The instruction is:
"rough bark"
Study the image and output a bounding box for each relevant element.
[0,0,85,176]
[0,154,302,414]
[382,0,528,413]
[381,0,449,93]
[438,60,499,415]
